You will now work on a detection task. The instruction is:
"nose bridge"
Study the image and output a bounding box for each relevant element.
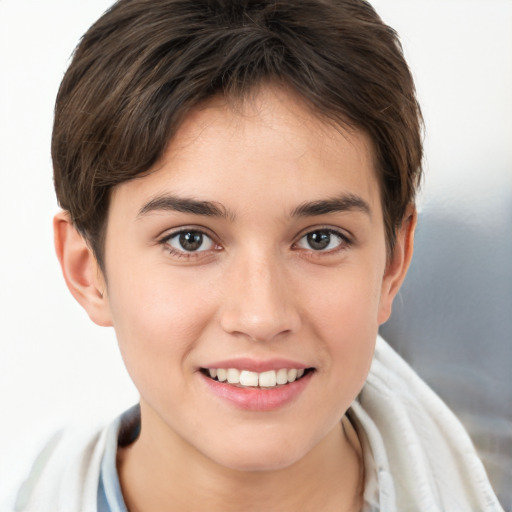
[219,246,300,342]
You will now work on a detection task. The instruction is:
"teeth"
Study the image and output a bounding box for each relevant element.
[226,368,240,384]
[205,367,308,387]
[259,370,277,387]
[287,369,297,382]
[239,370,259,387]
[276,368,288,385]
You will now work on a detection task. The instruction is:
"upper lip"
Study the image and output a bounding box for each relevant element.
[200,358,310,373]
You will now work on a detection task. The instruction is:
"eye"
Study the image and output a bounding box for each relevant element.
[295,229,347,252]
[166,230,215,253]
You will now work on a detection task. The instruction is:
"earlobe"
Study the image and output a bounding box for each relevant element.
[378,205,417,325]
[53,211,112,327]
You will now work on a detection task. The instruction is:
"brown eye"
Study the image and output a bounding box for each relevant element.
[168,230,214,252]
[307,231,330,250]
[296,229,346,251]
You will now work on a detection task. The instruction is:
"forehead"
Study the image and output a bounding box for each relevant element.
[110,85,381,220]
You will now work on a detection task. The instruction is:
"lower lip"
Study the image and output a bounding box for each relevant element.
[200,371,313,411]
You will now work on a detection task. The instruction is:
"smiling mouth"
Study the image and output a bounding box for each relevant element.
[200,367,314,388]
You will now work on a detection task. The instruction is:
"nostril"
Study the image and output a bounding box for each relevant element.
[219,309,301,343]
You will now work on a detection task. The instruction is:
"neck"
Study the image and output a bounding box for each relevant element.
[117,407,363,512]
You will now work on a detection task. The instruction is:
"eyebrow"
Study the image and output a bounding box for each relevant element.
[290,193,371,218]
[137,195,233,219]
[137,192,371,220]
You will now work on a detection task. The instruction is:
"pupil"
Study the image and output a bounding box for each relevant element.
[179,231,203,251]
[307,231,330,250]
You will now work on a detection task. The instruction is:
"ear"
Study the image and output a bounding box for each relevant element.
[377,204,417,325]
[53,211,113,327]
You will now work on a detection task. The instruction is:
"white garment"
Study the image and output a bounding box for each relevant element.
[353,338,504,512]
[0,336,504,512]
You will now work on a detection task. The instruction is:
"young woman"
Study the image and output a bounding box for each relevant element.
[2,1,503,510]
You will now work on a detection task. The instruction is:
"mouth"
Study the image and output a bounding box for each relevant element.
[200,367,314,388]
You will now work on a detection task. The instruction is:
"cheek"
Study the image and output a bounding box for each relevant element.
[303,262,383,384]
[308,261,383,334]
[105,261,216,386]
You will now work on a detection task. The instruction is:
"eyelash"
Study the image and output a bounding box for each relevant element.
[158,227,352,260]
[158,228,220,260]
[293,228,352,255]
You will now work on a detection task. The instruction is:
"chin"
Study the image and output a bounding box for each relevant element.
[204,434,312,473]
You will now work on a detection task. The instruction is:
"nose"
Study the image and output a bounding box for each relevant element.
[219,250,301,343]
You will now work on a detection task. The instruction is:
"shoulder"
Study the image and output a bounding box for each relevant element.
[350,335,504,512]
[0,420,111,512]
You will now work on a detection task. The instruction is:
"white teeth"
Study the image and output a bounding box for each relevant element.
[259,370,277,387]
[206,367,308,387]
[287,369,297,382]
[226,368,240,384]
[276,368,288,385]
[239,370,259,387]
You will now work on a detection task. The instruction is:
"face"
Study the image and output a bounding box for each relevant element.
[98,86,406,472]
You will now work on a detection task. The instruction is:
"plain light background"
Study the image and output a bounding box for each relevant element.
[1,0,511,491]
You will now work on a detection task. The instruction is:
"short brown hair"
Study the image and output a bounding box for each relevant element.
[53,0,423,269]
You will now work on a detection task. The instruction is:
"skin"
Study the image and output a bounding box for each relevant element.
[54,85,416,511]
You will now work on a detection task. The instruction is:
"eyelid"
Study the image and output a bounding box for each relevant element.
[295,225,353,242]
[157,226,222,257]
[293,226,353,252]
[169,231,214,252]
[157,224,218,243]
